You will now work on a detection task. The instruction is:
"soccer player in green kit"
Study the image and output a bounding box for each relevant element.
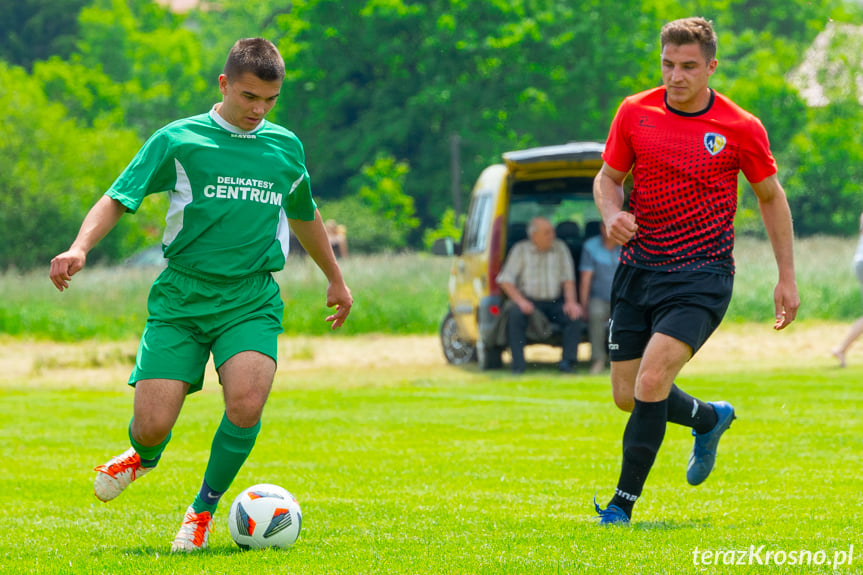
[49,38,353,552]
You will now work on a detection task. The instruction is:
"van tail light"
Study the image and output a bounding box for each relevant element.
[489,304,500,316]
[488,216,503,295]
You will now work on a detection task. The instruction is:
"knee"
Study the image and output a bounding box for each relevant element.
[131,416,173,447]
[225,394,267,428]
[611,375,635,412]
[612,389,635,412]
[634,369,670,401]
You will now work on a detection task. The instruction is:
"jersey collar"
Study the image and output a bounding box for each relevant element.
[209,105,266,135]
[664,88,715,117]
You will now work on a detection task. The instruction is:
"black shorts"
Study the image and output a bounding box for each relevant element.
[608,265,733,362]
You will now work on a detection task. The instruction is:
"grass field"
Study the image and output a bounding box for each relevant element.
[1,323,861,574]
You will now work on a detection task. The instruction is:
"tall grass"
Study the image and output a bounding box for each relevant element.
[0,254,452,341]
[728,235,860,321]
[1,236,859,340]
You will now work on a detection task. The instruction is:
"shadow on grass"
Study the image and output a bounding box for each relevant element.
[631,518,713,530]
[101,545,243,557]
[109,544,296,557]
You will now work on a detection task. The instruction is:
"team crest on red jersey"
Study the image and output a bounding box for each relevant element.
[704,132,727,156]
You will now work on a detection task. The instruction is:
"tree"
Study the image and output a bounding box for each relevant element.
[72,0,215,136]
[268,0,665,235]
[321,153,419,252]
[781,102,863,237]
[0,62,161,270]
[0,0,90,70]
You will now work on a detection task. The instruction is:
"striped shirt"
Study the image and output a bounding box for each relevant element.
[497,239,575,301]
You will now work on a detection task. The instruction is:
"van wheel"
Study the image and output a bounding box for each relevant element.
[440,311,476,365]
[477,339,503,370]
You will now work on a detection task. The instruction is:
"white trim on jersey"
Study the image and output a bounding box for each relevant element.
[163,159,194,246]
[288,172,305,195]
[276,208,291,260]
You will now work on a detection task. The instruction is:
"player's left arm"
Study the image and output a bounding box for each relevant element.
[750,174,800,330]
[289,209,353,329]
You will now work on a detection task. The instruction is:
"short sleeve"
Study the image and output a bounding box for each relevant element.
[601,97,636,174]
[105,129,177,214]
[739,115,778,184]
[497,242,526,286]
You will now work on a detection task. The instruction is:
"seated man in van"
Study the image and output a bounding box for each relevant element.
[497,216,584,374]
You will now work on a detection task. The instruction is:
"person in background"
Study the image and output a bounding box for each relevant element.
[49,37,352,552]
[832,212,863,367]
[326,219,349,258]
[497,216,584,374]
[579,221,621,374]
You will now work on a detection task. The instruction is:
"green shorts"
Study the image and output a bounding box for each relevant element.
[129,265,284,393]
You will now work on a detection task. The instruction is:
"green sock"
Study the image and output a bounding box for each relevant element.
[192,412,261,514]
[128,419,171,468]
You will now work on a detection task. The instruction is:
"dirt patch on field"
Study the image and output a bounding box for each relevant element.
[0,321,852,389]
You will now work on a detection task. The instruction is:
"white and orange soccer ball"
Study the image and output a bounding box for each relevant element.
[227,483,302,550]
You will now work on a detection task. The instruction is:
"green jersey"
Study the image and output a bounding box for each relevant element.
[106,107,317,279]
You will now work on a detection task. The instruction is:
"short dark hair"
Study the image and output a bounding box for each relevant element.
[223,38,285,82]
[660,17,717,62]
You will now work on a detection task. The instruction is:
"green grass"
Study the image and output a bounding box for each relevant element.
[1,338,861,574]
[2,235,861,340]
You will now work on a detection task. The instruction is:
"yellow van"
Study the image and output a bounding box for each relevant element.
[434,142,606,369]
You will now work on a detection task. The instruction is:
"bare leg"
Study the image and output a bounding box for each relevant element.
[132,378,189,446]
[833,316,863,368]
[610,358,639,412]
[219,350,276,426]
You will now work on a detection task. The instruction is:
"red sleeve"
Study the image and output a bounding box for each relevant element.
[601,97,636,173]
[739,115,777,184]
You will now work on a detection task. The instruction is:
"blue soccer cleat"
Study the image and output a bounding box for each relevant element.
[593,496,630,525]
[687,401,736,486]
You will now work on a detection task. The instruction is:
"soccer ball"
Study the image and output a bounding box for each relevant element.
[228,483,302,550]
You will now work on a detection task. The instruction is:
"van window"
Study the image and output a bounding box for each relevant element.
[462,193,493,253]
[505,177,601,265]
[507,177,599,232]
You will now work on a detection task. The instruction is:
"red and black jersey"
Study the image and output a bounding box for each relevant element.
[602,87,777,274]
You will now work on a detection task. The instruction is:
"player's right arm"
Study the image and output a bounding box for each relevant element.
[49,196,127,291]
[593,163,637,246]
[288,209,353,329]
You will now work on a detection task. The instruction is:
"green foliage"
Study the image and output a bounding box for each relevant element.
[780,103,863,237]
[274,0,662,222]
[719,31,809,151]
[0,0,90,70]
[31,55,125,127]
[319,154,419,253]
[423,208,465,250]
[0,62,161,270]
[4,0,863,270]
[75,0,214,136]
[354,154,419,246]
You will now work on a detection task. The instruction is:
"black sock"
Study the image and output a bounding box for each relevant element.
[666,384,717,434]
[609,398,668,518]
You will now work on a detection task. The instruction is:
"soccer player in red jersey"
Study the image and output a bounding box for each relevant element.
[592,17,800,524]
